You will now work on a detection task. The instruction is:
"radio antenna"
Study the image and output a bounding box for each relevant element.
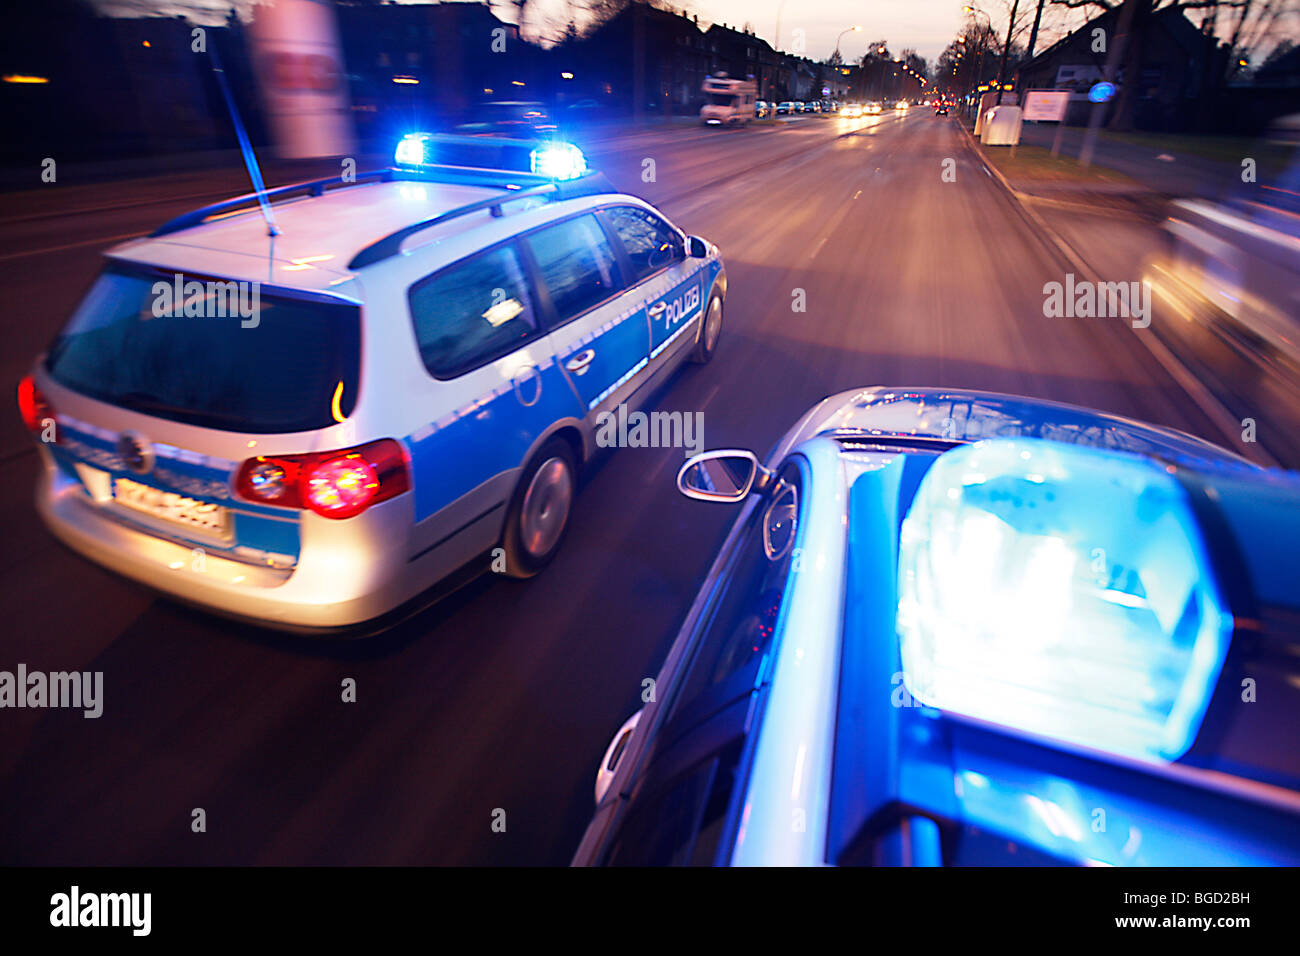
[208,43,279,237]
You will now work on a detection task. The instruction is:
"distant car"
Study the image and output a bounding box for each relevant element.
[574,386,1300,866]
[455,101,557,136]
[865,101,882,115]
[776,101,795,115]
[21,137,728,632]
[895,100,909,111]
[842,103,863,118]
[794,101,807,113]
[934,102,950,115]
[755,100,772,118]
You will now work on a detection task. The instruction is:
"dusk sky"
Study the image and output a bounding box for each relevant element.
[519,0,1093,66]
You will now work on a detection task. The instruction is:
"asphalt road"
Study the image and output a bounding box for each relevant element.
[0,111,1249,864]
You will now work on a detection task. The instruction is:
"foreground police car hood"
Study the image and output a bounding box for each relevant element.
[769,386,1251,468]
[575,386,1298,866]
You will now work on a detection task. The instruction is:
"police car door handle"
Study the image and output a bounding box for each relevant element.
[566,349,596,374]
[648,302,667,319]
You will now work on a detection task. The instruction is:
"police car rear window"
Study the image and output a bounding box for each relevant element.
[45,263,360,433]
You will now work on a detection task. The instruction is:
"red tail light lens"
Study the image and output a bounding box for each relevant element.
[235,439,410,520]
[17,375,56,437]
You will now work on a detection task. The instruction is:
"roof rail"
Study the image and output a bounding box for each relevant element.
[346,169,617,270]
[149,169,399,237]
[147,162,576,239]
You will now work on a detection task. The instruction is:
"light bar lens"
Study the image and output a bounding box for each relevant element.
[530,142,587,180]
[896,438,1231,762]
[395,134,427,166]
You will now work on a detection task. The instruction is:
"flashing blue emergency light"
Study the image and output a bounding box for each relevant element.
[395,133,431,166]
[1088,81,1115,104]
[896,438,1232,764]
[530,141,588,181]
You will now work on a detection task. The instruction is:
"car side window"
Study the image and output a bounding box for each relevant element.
[408,243,539,379]
[603,463,804,866]
[669,463,802,720]
[604,206,685,282]
[523,214,623,325]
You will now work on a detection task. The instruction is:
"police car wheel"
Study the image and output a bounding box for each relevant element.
[502,439,577,578]
[691,293,724,364]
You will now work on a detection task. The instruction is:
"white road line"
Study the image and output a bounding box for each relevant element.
[0,231,143,261]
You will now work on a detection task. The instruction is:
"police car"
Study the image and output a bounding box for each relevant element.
[573,387,1300,866]
[19,137,726,631]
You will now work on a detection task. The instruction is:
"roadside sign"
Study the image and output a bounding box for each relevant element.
[1022,90,1070,122]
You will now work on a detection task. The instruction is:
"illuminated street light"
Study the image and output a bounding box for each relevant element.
[834,25,863,62]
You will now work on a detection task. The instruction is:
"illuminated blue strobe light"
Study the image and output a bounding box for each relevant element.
[896,438,1232,763]
[530,142,588,181]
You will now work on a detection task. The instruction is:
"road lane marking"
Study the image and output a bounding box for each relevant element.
[0,231,143,261]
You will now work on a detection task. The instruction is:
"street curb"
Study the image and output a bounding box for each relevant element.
[954,122,1278,468]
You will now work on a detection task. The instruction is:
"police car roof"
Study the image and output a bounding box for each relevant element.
[111,174,625,293]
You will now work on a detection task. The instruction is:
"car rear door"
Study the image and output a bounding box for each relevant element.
[404,240,580,556]
[521,213,650,416]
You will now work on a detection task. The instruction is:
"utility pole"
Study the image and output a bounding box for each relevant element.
[995,0,1021,104]
[1026,0,1046,59]
[1079,0,1139,167]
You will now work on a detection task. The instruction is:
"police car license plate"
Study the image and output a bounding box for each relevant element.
[113,477,231,540]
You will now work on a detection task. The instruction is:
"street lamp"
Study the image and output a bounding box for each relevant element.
[963,6,992,106]
[834,25,862,62]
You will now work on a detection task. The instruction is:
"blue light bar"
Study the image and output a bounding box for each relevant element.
[896,438,1232,763]
[395,133,430,167]
[530,141,588,181]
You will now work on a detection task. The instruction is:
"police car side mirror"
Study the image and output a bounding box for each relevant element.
[687,235,708,258]
[677,449,771,502]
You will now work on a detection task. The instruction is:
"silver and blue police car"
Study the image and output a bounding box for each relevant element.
[18,138,726,631]
[574,387,1300,866]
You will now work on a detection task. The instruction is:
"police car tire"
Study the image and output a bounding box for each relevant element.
[501,438,578,579]
[690,291,724,364]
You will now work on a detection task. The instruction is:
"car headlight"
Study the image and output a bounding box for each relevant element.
[896,438,1232,763]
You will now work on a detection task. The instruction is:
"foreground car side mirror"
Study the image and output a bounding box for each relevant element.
[676,449,770,502]
[595,708,642,804]
[687,235,708,258]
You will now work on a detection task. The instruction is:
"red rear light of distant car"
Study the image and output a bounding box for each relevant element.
[235,439,410,520]
[18,374,55,436]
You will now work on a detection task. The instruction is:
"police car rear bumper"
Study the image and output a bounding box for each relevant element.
[36,452,423,632]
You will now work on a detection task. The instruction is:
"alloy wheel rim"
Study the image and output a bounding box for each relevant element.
[520,457,573,558]
[705,298,722,351]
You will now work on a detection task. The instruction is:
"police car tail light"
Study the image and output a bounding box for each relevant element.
[17,375,56,436]
[235,439,409,519]
[896,438,1232,763]
[530,142,587,180]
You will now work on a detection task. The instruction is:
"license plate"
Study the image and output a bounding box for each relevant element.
[113,477,231,540]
